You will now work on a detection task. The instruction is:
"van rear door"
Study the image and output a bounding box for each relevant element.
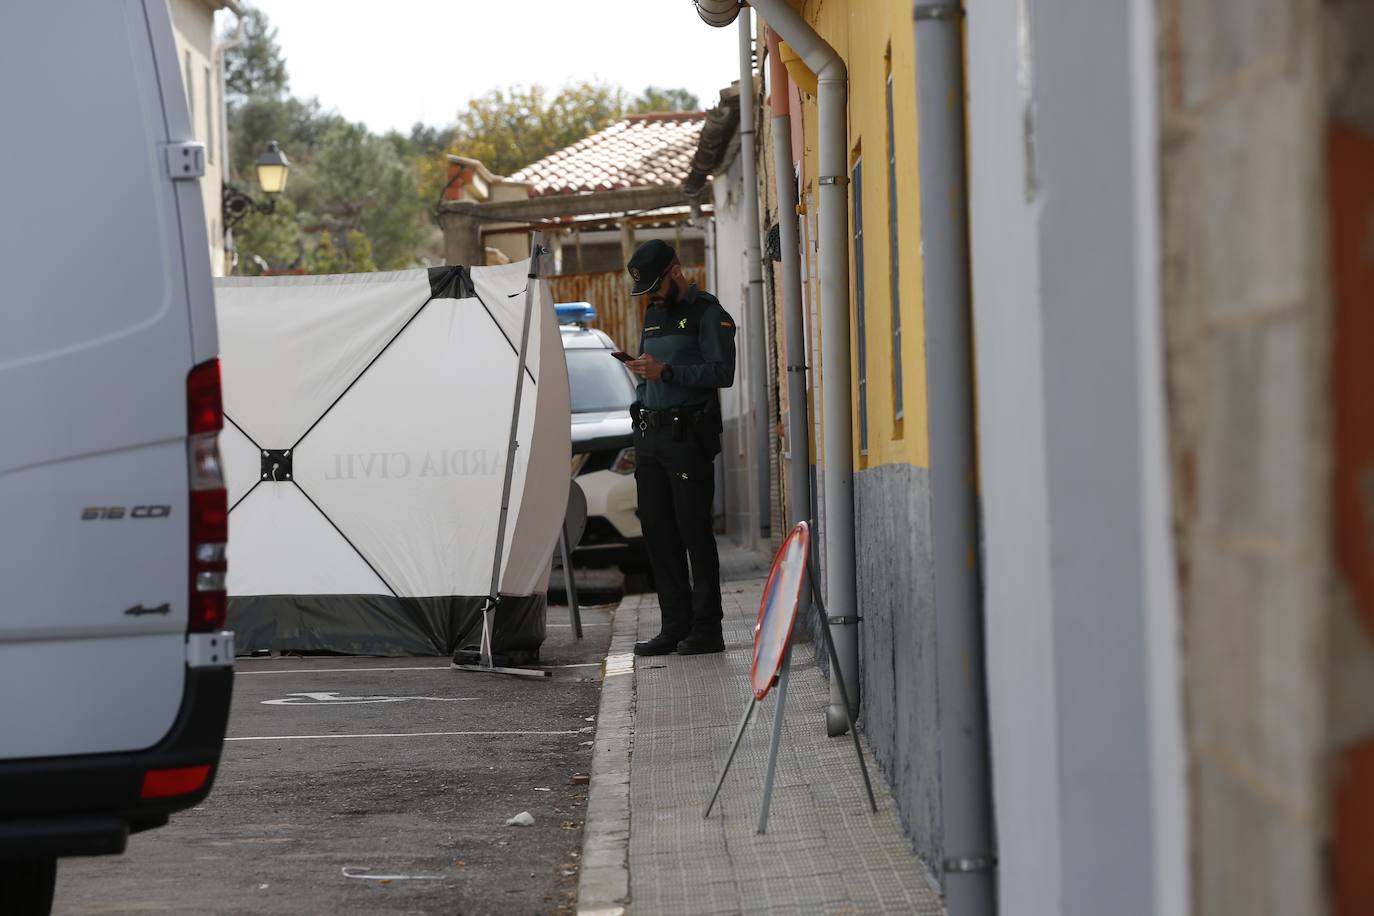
[0,0,218,759]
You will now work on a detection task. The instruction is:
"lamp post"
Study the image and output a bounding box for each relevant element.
[223,140,290,229]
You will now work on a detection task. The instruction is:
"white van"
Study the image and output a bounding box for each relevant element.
[0,1,234,910]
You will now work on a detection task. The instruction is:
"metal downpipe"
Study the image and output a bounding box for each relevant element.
[743,0,860,735]
[738,11,772,543]
[914,3,995,910]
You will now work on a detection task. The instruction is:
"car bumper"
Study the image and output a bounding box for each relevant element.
[577,468,641,541]
[0,665,233,859]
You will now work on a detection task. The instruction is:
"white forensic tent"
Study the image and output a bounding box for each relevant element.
[213,258,571,657]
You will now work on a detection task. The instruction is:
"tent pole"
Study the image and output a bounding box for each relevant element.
[456,233,552,679]
[560,527,584,639]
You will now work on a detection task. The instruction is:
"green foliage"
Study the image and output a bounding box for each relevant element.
[630,86,701,113]
[228,95,345,188]
[342,230,376,273]
[223,9,288,103]
[450,81,627,177]
[308,229,378,274]
[310,230,340,273]
[448,81,705,177]
[232,197,301,276]
[290,122,423,270]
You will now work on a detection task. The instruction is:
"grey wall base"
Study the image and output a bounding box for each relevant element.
[852,463,943,880]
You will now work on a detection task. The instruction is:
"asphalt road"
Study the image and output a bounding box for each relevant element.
[52,601,614,916]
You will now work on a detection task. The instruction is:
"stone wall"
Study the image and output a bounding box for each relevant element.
[1158,0,1332,911]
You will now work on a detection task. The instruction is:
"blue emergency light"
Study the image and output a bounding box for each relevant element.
[555,302,597,326]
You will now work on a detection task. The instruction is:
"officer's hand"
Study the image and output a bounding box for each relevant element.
[628,354,667,380]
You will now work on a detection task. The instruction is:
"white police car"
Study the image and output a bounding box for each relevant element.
[557,303,648,578]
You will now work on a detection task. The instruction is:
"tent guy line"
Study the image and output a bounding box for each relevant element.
[291,477,400,598]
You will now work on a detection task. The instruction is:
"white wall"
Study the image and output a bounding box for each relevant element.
[710,151,762,545]
[169,0,228,276]
[966,0,1187,913]
[965,4,1063,910]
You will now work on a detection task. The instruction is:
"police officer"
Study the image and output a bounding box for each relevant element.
[623,240,736,656]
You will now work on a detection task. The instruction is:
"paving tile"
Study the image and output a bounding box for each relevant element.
[620,579,946,915]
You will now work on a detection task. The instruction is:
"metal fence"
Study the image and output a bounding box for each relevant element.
[547,266,709,351]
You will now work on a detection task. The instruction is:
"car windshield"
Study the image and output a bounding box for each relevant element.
[566,349,637,414]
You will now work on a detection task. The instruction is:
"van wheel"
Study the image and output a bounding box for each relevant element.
[0,857,57,916]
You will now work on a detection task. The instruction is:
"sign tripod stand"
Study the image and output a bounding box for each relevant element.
[703,522,877,834]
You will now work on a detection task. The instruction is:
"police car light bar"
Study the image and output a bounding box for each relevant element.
[555,302,597,326]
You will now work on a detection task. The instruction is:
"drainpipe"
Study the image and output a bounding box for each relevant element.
[737,11,772,545]
[915,3,994,911]
[702,0,860,734]
[766,26,813,599]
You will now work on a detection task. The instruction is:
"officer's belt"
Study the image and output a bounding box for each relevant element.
[632,404,708,432]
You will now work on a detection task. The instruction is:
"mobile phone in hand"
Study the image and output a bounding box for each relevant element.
[611,351,634,363]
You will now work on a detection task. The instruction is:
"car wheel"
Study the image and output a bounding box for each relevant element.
[0,857,57,916]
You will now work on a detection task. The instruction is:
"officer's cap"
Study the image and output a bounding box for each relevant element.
[627,239,677,296]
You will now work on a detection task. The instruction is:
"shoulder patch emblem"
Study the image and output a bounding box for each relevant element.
[677,317,687,329]
[720,321,733,328]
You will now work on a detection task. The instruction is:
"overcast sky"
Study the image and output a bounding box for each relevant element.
[235,1,743,135]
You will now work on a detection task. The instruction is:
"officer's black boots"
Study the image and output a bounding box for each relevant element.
[675,631,726,655]
[633,632,687,656]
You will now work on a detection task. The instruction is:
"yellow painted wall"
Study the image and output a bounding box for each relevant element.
[792,0,929,469]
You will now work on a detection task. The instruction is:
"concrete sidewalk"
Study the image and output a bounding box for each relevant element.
[578,567,945,915]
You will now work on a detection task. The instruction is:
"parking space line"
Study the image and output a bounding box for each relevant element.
[235,662,603,675]
[226,729,581,742]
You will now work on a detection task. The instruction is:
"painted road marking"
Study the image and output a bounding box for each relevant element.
[226,730,581,742]
[237,662,603,675]
[260,691,476,706]
[341,866,444,881]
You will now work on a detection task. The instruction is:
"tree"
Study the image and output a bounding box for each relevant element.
[290,122,423,270]
[228,95,345,187]
[232,197,302,276]
[449,81,627,177]
[630,86,701,113]
[223,8,288,104]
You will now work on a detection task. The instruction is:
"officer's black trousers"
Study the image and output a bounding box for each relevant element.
[633,425,722,639]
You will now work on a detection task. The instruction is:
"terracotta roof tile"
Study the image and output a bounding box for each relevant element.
[511,112,706,198]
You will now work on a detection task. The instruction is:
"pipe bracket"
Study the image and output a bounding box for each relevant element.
[827,615,862,625]
[914,2,963,21]
[817,175,849,186]
[942,856,997,874]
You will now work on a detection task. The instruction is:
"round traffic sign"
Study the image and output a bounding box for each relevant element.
[749,522,811,700]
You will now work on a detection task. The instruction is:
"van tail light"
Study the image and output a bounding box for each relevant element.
[187,359,226,632]
[140,764,211,800]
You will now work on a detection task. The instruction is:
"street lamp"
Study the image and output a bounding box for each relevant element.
[223,141,291,229]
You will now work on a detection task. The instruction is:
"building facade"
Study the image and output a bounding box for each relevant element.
[168,0,238,277]
[710,1,1373,913]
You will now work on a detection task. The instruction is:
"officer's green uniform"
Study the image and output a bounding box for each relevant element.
[632,282,736,646]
